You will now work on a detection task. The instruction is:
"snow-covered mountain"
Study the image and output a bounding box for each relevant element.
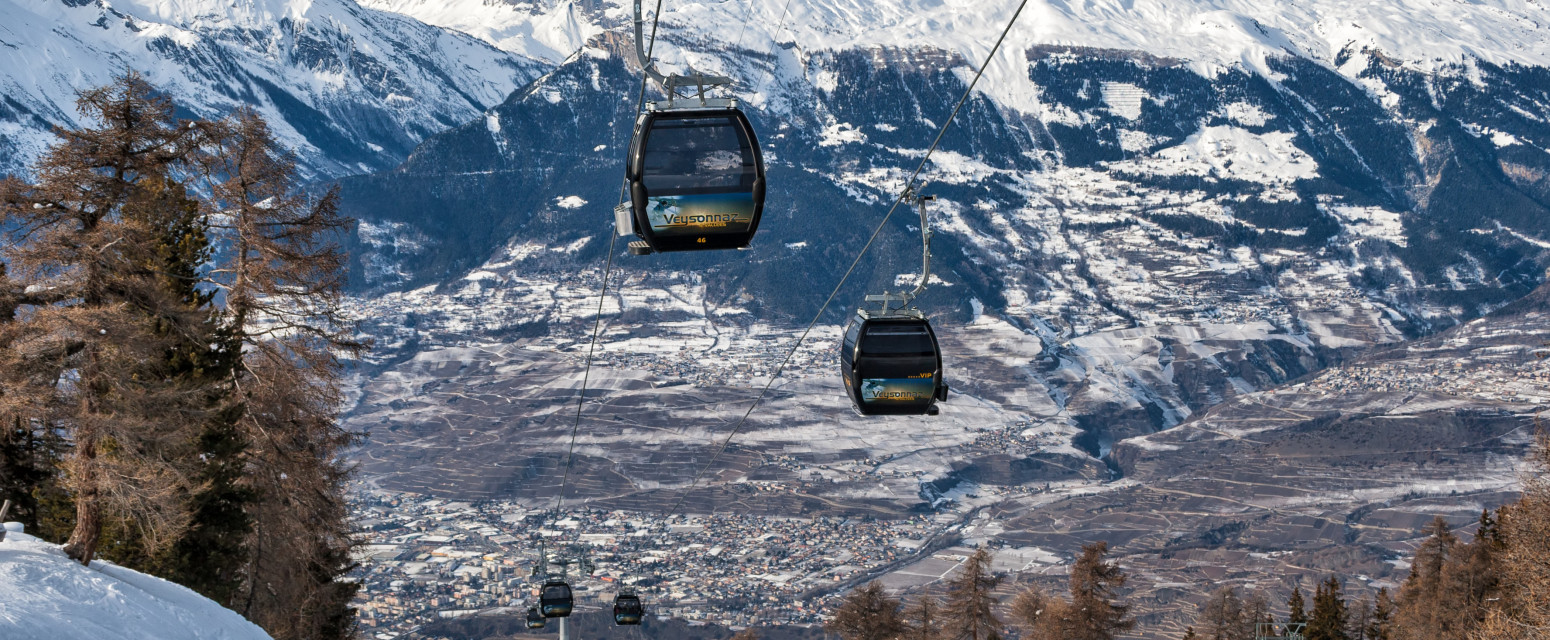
[318,2,1550,631]
[0,0,548,179]
[0,523,273,640]
[332,0,1550,493]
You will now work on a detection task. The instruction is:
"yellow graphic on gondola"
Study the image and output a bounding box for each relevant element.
[861,376,935,403]
[647,193,755,237]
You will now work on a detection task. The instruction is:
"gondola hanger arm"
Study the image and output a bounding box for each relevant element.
[634,0,735,108]
[863,188,936,313]
[908,189,936,303]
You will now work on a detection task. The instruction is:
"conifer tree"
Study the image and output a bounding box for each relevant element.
[1366,589,1393,640]
[1397,517,1457,638]
[1436,510,1504,639]
[0,417,58,530]
[197,107,366,640]
[1244,591,1273,630]
[1011,585,1074,640]
[1198,586,1245,640]
[0,71,207,566]
[1473,431,1550,640]
[1307,577,1349,640]
[905,595,945,640]
[1289,587,1308,625]
[0,72,364,640]
[828,581,905,640]
[1068,541,1135,640]
[120,167,252,604]
[1185,628,1199,640]
[1013,544,1134,640]
[945,548,1004,640]
[1348,596,1372,640]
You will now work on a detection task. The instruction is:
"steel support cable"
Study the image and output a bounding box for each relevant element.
[553,0,666,517]
[660,0,1031,521]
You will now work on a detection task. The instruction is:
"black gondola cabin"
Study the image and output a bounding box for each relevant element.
[540,579,574,618]
[614,593,644,625]
[526,607,546,629]
[840,310,948,416]
[623,107,765,253]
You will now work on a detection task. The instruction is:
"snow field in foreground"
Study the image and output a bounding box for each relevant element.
[0,523,272,640]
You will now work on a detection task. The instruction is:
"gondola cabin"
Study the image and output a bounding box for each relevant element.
[539,579,574,618]
[525,607,546,629]
[614,593,644,625]
[840,310,948,416]
[621,106,765,254]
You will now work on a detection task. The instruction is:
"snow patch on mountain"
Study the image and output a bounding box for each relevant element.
[1119,126,1319,184]
[355,0,602,63]
[0,524,272,640]
[356,0,1550,129]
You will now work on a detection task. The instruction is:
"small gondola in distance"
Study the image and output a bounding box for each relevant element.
[840,310,948,416]
[623,106,765,254]
[539,579,574,618]
[613,592,645,625]
[525,606,546,629]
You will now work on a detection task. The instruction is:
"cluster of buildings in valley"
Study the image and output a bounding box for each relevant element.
[348,491,955,639]
[1304,353,1550,404]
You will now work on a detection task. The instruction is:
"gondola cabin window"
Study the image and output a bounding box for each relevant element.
[860,324,937,356]
[641,117,755,193]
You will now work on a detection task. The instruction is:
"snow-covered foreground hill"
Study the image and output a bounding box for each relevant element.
[0,0,546,179]
[0,524,272,640]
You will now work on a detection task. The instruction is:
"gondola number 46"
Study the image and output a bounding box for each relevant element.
[696,237,707,243]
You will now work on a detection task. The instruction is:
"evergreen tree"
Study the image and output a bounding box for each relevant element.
[0,73,364,640]
[1198,586,1245,640]
[1011,585,1073,640]
[0,416,58,530]
[944,548,1003,640]
[1397,516,1457,639]
[1348,596,1372,640]
[1185,628,1199,640]
[1068,541,1135,640]
[0,71,208,566]
[121,168,253,605]
[1289,587,1308,625]
[1307,577,1349,640]
[199,107,365,640]
[1474,431,1550,640]
[827,581,905,640]
[904,595,944,640]
[1366,589,1393,640]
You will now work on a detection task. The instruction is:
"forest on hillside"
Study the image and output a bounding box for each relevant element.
[0,73,363,640]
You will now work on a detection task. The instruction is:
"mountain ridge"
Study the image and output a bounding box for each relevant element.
[0,0,548,179]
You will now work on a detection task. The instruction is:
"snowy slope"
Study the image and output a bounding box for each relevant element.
[0,0,546,178]
[356,0,604,63]
[0,523,272,640]
[358,0,1550,112]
